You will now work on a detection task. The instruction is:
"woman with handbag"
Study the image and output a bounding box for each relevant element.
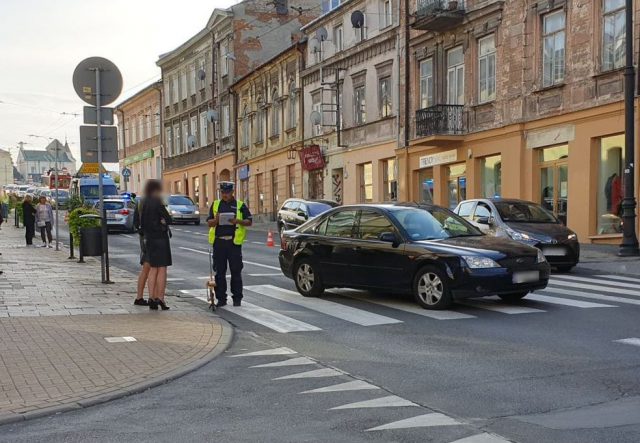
[140,179,172,310]
[35,195,54,248]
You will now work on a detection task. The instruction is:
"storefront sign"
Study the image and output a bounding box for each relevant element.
[419,150,457,169]
[300,145,325,171]
[123,149,154,166]
[238,165,250,180]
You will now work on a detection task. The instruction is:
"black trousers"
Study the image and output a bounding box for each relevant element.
[25,221,35,245]
[213,240,244,302]
[40,222,52,243]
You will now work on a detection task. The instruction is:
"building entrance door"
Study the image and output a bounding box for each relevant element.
[539,145,568,224]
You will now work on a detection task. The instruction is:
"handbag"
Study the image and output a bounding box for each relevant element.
[37,221,46,228]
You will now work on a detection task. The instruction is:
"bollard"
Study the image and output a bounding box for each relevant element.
[14,207,18,228]
[68,232,75,260]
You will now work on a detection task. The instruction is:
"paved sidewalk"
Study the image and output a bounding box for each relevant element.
[0,226,232,425]
[576,243,640,276]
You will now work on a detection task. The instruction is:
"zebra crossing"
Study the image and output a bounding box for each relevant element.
[180,273,640,334]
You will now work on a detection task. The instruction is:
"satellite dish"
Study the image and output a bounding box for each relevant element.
[187,135,196,149]
[310,111,322,126]
[198,69,206,81]
[316,27,328,42]
[351,10,365,29]
[207,110,219,123]
[309,38,320,53]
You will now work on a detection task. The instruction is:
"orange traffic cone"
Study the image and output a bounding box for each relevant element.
[266,230,275,247]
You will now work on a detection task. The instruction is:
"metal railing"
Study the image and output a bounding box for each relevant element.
[416,0,465,18]
[415,104,465,137]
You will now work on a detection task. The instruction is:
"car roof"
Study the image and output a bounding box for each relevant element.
[462,198,539,205]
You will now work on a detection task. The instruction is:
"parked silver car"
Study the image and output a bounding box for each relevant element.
[165,195,200,225]
[94,198,136,233]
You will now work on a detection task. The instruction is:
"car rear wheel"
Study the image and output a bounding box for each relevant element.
[498,291,529,302]
[294,258,324,297]
[413,266,452,310]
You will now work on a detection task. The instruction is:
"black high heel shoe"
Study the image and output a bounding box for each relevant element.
[157,299,170,311]
[148,299,159,310]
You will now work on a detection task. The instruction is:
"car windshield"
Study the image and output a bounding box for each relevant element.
[392,207,482,241]
[494,201,558,223]
[82,185,118,198]
[98,201,125,211]
[168,196,194,206]
[307,202,333,217]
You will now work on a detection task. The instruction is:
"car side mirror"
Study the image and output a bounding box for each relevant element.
[476,216,490,225]
[379,232,399,244]
[297,211,307,219]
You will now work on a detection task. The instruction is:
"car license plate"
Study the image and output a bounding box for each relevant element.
[107,214,116,220]
[512,271,539,284]
[542,246,566,256]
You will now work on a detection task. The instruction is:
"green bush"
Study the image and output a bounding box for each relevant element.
[67,195,84,212]
[68,207,101,246]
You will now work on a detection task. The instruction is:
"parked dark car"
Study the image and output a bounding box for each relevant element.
[164,195,200,225]
[277,198,339,233]
[454,198,579,272]
[279,204,550,310]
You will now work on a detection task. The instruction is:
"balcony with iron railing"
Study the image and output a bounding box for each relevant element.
[413,0,465,32]
[415,104,465,137]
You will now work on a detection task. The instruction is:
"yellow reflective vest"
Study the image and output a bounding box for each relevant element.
[208,199,247,246]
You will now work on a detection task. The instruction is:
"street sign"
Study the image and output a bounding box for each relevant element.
[78,163,106,175]
[83,106,114,125]
[121,167,131,178]
[72,57,123,106]
[79,126,118,163]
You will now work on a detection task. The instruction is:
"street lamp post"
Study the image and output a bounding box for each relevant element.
[619,0,639,256]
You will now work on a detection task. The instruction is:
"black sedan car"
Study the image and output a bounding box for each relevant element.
[454,198,579,272]
[277,198,338,233]
[279,204,550,310]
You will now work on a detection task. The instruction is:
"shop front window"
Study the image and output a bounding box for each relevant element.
[598,134,624,234]
[480,155,502,198]
[538,145,568,224]
[418,168,434,204]
[447,163,467,210]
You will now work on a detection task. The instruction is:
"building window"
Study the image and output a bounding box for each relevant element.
[241,105,250,148]
[221,103,230,138]
[288,82,297,130]
[171,76,179,104]
[203,174,209,208]
[256,98,265,143]
[378,76,392,118]
[382,158,397,201]
[419,58,434,109]
[221,41,229,77]
[180,70,187,101]
[182,120,189,151]
[199,112,208,146]
[173,123,180,154]
[355,14,366,42]
[198,59,206,90]
[334,24,344,51]
[602,0,625,72]
[598,134,624,234]
[542,10,566,87]
[478,35,496,103]
[447,46,464,105]
[354,85,366,125]
[271,90,280,136]
[480,155,502,198]
[193,177,200,206]
[381,0,393,28]
[190,115,198,149]
[165,127,173,156]
[312,92,322,136]
[360,162,373,202]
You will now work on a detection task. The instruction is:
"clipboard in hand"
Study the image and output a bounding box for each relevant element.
[218,212,236,226]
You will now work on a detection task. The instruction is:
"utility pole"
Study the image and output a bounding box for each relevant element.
[618,0,639,256]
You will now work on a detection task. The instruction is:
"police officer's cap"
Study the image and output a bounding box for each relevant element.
[219,181,235,193]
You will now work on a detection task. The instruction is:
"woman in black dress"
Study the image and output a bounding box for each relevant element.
[140,180,172,310]
[22,194,37,247]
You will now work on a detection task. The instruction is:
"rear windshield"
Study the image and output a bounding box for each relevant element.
[307,202,333,217]
[102,202,125,211]
[168,196,194,206]
[494,201,558,223]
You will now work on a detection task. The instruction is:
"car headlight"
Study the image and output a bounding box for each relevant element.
[537,249,547,263]
[195,210,200,215]
[568,233,577,241]
[462,256,500,269]
[506,228,532,241]
[170,210,178,215]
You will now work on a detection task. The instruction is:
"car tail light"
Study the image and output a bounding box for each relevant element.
[119,209,130,216]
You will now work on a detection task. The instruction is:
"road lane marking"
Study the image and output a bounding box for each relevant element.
[539,287,640,306]
[231,347,297,357]
[188,293,321,333]
[273,368,342,380]
[553,274,640,290]
[448,433,512,443]
[614,338,640,347]
[248,273,283,277]
[548,279,640,298]
[340,290,475,320]
[246,284,402,326]
[459,300,545,314]
[522,293,617,308]
[106,253,139,259]
[166,278,185,282]
[595,274,640,284]
[179,247,281,271]
[366,413,462,431]
[250,357,316,368]
[330,395,418,410]
[300,380,380,394]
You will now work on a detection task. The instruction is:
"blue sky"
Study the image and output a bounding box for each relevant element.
[0,0,237,163]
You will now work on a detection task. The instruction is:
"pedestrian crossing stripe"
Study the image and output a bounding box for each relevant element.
[366,413,462,431]
[448,433,512,443]
[595,274,640,284]
[553,274,640,290]
[459,299,545,315]
[548,279,640,298]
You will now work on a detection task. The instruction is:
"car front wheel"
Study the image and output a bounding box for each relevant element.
[294,258,324,297]
[413,266,452,310]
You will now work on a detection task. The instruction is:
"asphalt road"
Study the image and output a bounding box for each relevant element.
[3,223,640,443]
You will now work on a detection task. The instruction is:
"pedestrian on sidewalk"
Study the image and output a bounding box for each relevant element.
[35,195,54,248]
[140,179,172,311]
[22,194,36,247]
[207,181,252,308]
[132,194,150,306]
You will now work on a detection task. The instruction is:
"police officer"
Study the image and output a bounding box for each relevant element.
[207,181,252,307]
